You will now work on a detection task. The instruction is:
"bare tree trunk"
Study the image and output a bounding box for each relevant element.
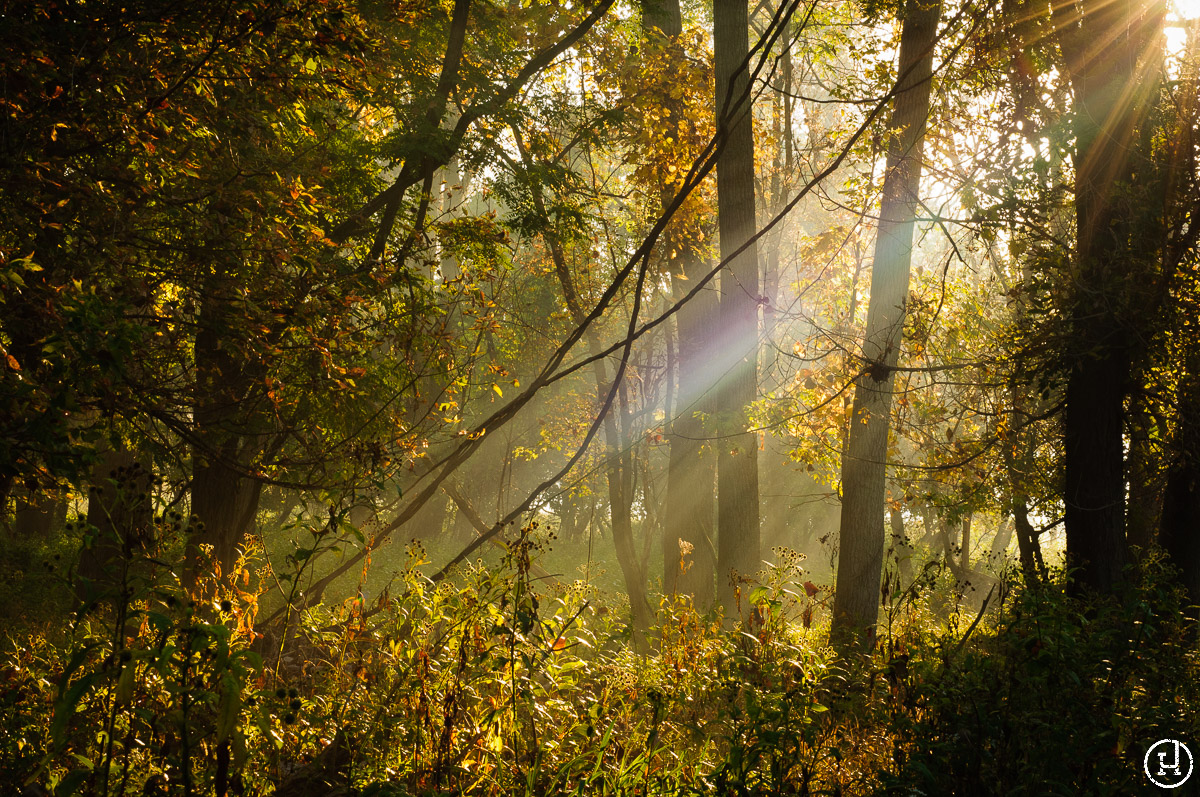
[959,515,972,572]
[13,488,64,539]
[190,289,265,578]
[512,129,654,643]
[988,516,1014,567]
[1054,0,1163,594]
[643,0,719,607]
[663,269,719,606]
[831,0,940,647]
[713,0,762,619]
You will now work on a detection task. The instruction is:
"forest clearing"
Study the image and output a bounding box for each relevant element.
[2,0,1200,793]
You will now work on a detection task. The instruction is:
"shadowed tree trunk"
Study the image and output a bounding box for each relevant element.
[76,447,154,602]
[12,488,65,539]
[712,0,762,618]
[1054,0,1164,594]
[1161,364,1200,609]
[189,284,266,579]
[831,0,941,647]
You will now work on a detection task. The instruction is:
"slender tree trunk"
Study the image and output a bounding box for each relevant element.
[1054,0,1163,594]
[513,129,653,642]
[889,504,913,589]
[959,515,971,572]
[831,0,940,647]
[713,0,762,618]
[643,0,719,607]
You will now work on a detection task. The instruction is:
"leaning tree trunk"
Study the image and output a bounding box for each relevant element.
[513,131,654,644]
[1054,0,1163,594]
[712,0,762,619]
[831,0,940,647]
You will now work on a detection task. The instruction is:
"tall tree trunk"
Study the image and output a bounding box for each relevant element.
[713,0,762,618]
[1054,0,1163,594]
[663,271,719,606]
[831,0,940,647]
[988,516,1014,567]
[643,0,719,607]
[190,287,265,578]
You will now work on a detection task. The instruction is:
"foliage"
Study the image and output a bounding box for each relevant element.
[877,555,1200,795]
[5,513,1197,795]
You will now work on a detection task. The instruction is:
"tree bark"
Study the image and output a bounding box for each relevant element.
[642,0,719,608]
[1054,0,1164,594]
[189,286,266,578]
[831,0,940,647]
[888,504,914,589]
[713,0,762,618]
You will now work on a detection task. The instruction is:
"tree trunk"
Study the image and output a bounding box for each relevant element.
[1003,383,1046,583]
[513,130,653,643]
[889,504,913,589]
[664,270,719,606]
[1161,365,1200,608]
[959,515,971,572]
[76,447,154,602]
[642,0,719,608]
[13,488,64,539]
[1054,0,1163,594]
[189,288,265,579]
[831,0,940,647]
[988,516,1014,567]
[713,0,762,619]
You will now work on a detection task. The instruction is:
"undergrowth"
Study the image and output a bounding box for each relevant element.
[2,517,1197,796]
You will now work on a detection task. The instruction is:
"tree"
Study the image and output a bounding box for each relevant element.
[831,0,941,645]
[1051,0,1166,594]
[712,0,763,616]
[639,0,720,606]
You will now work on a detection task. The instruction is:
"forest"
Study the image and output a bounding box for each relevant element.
[1,0,1199,793]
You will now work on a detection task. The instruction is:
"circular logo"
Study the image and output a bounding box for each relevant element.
[1145,739,1193,789]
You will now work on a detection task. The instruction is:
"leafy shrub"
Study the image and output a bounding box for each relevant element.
[877,554,1200,796]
